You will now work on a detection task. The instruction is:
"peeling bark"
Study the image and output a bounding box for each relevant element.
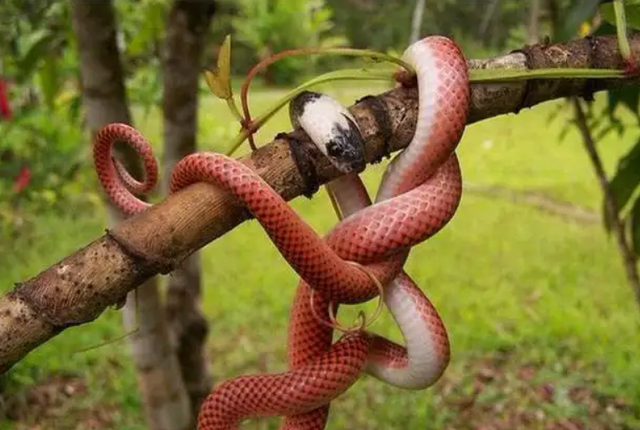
[0,33,639,373]
[68,2,192,430]
[162,0,216,417]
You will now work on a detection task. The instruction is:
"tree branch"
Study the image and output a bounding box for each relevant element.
[1,34,639,374]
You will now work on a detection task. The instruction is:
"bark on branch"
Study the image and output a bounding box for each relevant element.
[1,34,639,374]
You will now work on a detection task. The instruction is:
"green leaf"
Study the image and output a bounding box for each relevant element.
[629,196,640,257]
[595,118,624,140]
[67,93,83,123]
[203,69,228,100]
[600,0,640,30]
[546,102,566,128]
[607,86,640,123]
[604,137,640,231]
[217,35,232,94]
[556,0,603,42]
[17,32,59,83]
[592,21,617,37]
[204,35,232,100]
[558,118,577,143]
[38,56,60,110]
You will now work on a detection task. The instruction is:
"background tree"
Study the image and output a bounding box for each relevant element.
[527,0,542,44]
[70,1,193,429]
[161,0,216,415]
[409,0,426,44]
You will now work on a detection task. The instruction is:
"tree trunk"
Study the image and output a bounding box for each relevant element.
[69,2,192,429]
[479,0,501,41]
[527,0,542,44]
[162,0,216,416]
[409,0,426,44]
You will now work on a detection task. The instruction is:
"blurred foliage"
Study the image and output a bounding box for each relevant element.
[546,0,640,259]
[114,0,169,112]
[0,0,170,236]
[326,0,553,57]
[601,0,640,31]
[0,1,93,237]
[229,0,347,85]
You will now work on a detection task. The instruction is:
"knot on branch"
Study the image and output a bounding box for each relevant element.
[106,228,180,275]
[354,95,393,163]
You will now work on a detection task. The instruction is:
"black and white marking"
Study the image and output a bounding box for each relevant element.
[289,91,366,173]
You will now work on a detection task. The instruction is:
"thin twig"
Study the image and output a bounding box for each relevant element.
[571,97,640,313]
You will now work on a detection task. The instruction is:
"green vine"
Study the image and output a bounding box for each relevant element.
[204,32,633,158]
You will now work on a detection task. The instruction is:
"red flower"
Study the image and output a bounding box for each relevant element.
[13,166,31,193]
[0,78,12,120]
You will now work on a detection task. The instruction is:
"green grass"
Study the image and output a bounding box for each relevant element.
[1,84,640,429]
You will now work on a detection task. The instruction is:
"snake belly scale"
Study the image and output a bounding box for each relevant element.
[92,36,469,430]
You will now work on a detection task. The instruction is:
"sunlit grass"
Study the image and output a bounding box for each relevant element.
[1,85,639,429]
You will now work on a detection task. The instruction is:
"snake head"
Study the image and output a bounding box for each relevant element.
[290,91,366,174]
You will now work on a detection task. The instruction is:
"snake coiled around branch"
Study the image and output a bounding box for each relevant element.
[93,35,470,430]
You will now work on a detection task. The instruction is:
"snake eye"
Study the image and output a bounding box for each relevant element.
[326,141,343,157]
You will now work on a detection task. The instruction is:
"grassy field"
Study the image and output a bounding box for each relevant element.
[1,83,640,430]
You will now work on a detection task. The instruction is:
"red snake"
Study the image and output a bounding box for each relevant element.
[92,36,469,429]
